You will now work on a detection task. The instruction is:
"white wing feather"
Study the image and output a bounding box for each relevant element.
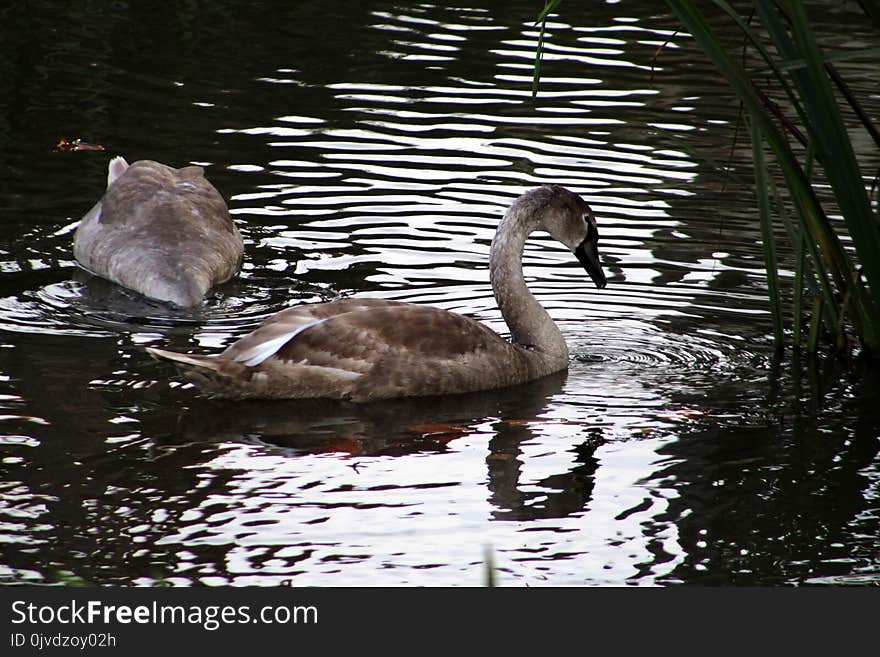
[233,318,328,367]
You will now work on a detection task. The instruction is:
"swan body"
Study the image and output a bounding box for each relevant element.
[148,185,606,401]
[73,157,244,307]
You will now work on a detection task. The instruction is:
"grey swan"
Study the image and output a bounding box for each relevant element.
[73,157,244,307]
[147,185,606,401]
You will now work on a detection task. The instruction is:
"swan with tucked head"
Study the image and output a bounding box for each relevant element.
[148,185,606,401]
[74,157,244,307]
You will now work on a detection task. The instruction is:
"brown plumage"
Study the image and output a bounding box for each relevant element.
[73,157,244,307]
[148,185,607,401]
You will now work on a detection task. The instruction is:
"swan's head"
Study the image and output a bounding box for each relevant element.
[531,185,607,289]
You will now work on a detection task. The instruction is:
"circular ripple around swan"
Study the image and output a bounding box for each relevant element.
[570,319,768,373]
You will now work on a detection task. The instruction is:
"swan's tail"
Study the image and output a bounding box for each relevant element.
[147,347,218,371]
[147,346,352,401]
[107,156,129,187]
[147,347,239,397]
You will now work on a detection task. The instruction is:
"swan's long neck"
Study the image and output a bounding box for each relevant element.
[489,204,568,361]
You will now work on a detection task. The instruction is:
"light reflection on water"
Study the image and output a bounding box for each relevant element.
[0,1,878,586]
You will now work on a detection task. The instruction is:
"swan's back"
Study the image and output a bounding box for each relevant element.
[74,158,244,307]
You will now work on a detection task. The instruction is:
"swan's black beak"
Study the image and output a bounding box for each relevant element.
[575,238,607,289]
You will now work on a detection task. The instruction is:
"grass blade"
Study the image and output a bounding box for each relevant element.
[808,297,823,353]
[531,0,564,98]
[793,228,806,348]
[750,116,784,350]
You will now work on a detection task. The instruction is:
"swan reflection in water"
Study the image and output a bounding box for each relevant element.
[157,370,603,521]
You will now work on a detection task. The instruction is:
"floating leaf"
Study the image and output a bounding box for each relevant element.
[405,423,469,440]
[54,137,106,152]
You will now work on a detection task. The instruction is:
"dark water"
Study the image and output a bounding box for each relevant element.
[0,1,878,586]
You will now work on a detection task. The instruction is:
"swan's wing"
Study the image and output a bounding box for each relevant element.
[337,305,518,399]
[225,300,503,375]
[292,304,515,400]
[279,303,502,363]
[222,298,411,367]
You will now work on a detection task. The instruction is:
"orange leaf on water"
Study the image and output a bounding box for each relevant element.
[405,423,469,441]
[54,137,106,152]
